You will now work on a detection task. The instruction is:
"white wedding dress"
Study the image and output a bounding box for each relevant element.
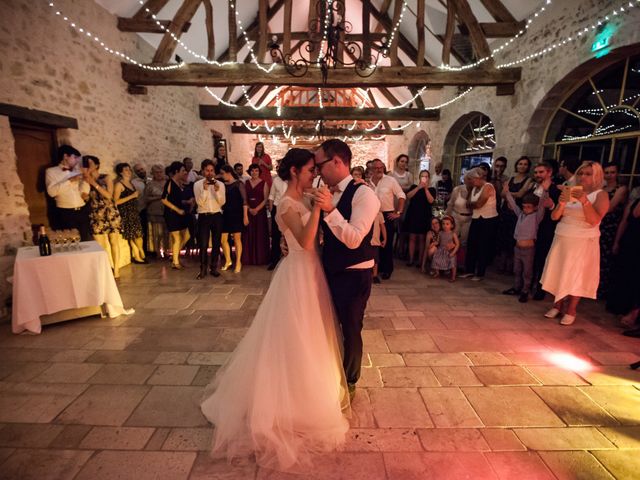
[200,196,350,472]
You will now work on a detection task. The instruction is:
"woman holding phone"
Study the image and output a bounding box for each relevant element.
[403,170,435,267]
[540,161,609,325]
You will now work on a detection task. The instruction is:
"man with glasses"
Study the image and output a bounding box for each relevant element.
[313,139,380,401]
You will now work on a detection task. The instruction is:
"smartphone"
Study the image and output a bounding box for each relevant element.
[570,185,583,199]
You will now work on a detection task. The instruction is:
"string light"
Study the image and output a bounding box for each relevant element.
[45,1,184,71]
[495,0,640,69]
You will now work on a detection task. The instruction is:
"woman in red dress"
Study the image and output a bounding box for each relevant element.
[251,142,273,187]
[242,163,270,265]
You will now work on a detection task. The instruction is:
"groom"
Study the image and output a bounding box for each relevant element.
[314,139,380,400]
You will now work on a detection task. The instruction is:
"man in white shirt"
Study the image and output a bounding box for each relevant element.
[234,163,251,183]
[369,159,406,280]
[267,173,288,270]
[184,157,200,184]
[45,144,91,240]
[314,139,380,400]
[193,159,226,278]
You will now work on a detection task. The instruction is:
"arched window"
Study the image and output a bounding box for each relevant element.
[543,54,640,187]
[450,113,495,181]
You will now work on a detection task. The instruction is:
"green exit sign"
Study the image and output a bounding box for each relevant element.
[592,23,614,58]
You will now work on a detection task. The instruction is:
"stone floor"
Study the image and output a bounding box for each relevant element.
[0,257,639,479]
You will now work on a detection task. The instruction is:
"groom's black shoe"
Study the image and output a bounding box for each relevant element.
[348,383,356,402]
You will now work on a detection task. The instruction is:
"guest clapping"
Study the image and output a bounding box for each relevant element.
[162,161,191,270]
[114,163,146,264]
[540,161,609,325]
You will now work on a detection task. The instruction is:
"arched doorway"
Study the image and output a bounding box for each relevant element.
[443,112,496,183]
[407,130,431,178]
[541,52,640,188]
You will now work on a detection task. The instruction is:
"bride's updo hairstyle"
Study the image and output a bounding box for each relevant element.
[277,148,314,181]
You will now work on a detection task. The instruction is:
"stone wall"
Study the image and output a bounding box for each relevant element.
[401,0,640,177]
[0,0,217,317]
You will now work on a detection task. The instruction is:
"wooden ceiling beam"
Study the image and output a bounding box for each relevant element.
[133,0,171,19]
[203,0,215,61]
[117,18,191,34]
[448,0,492,61]
[416,0,426,67]
[123,63,521,89]
[258,0,268,62]
[152,0,202,64]
[478,0,517,23]
[231,125,404,136]
[442,0,456,65]
[480,21,526,38]
[227,0,238,62]
[202,105,439,121]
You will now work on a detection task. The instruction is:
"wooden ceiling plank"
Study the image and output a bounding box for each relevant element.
[117,18,191,34]
[389,0,404,65]
[123,63,522,89]
[416,0,425,67]
[228,0,238,62]
[258,0,268,62]
[283,0,293,57]
[480,21,526,38]
[442,0,456,65]
[448,0,492,61]
[152,0,202,64]
[479,0,517,23]
[363,0,372,64]
[203,0,215,61]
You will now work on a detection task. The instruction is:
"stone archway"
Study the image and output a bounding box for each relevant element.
[442,111,495,179]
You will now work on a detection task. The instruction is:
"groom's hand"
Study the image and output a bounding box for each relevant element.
[314,187,335,213]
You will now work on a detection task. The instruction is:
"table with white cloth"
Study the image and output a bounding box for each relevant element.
[11,241,132,334]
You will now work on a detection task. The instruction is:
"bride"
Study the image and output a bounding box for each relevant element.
[200,148,350,472]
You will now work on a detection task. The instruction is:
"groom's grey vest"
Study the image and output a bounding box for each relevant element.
[321,180,374,274]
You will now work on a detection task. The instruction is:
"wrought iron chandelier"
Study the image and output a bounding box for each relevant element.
[269,0,390,83]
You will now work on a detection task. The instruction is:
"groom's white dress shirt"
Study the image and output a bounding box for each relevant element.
[323,175,381,269]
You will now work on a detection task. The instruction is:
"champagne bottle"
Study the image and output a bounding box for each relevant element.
[38,225,52,256]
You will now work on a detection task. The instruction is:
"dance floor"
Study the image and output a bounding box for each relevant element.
[0,259,638,479]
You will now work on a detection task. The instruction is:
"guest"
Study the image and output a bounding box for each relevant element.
[234,162,250,182]
[251,142,273,187]
[501,190,547,303]
[214,144,229,175]
[556,156,581,186]
[242,163,270,266]
[390,154,414,193]
[403,170,435,267]
[445,176,473,249]
[220,165,249,273]
[460,167,499,281]
[598,163,628,299]
[541,161,609,325]
[45,144,91,240]
[430,215,459,282]
[495,156,533,273]
[162,161,191,269]
[370,211,386,284]
[83,155,122,278]
[490,156,508,199]
[430,161,443,187]
[114,163,146,264]
[421,217,441,273]
[194,159,225,279]
[181,158,198,254]
[364,160,374,182]
[608,197,640,328]
[436,169,453,208]
[369,159,406,279]
[144,164,169,258]
[132,163,149,257]
[350,166,365,181]
[183,157,200,184]
[267,168,288,270]
[530,161,562,300]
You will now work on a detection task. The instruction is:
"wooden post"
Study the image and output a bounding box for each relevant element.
[228,0,238,62]
[203,0,215,61]
[416,0,425,67]
[442,0,456,65]
[283,0,292,57]
[258,0,268,62]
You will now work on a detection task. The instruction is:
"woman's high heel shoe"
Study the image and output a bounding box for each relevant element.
[221,261,232,271]
[234,262,242,273]
[171,263,184,270]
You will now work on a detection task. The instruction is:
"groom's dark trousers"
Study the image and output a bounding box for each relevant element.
[321,180,375,385]
[325,270,372,385]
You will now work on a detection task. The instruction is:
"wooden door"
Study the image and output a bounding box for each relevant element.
[11,123,56,228]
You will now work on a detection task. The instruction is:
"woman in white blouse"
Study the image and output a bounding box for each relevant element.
[390,154,414,193]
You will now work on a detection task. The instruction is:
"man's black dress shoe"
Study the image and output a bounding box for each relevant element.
[210,269,220,277]
[502,287,520,295]
[381,273,391,280]
[532,290,546,301]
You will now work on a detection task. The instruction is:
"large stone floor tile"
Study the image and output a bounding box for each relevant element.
[588,351,640,366]
[532,386,618,426]
[362,330,390,353]
[148,365,199,385]
[525,366,590,385]
[579,385,640,424]
[579,366,640,386]
[485,451,556,480]
[419,387,483,428]
[145,293,198,310]
[464,352,512,366]
[513,427,615,450]
[462,387,564,427]
[88,364,157,384]
[126,386,207,427]
[383,452,497,480]
[538,451,614,480]
[592,450,640,479]
[470,366,540,386]
[341,428,423,452]
[597,426,640,448]
[86,350,159,364]
[79,426,155,450]
[49,425,92,449]
[368,353,404,367]
[368,388,433,428]
[380,367,439,387]
[190,294,248,310]
[32,363,102,384]
[431,366,482,386]
[349,389,376,428]
[403,353,471,366]
[75,450,196,480]
[257,452,386,480]
[429,331,506,353]
[162,427,211,451]
[0,423,64,448]
[480,429,526,451]
[188,453,257,480]
[55,385,149,426]
[369,295,406,311]
[0,448,93,480]
[417,428,489,451]
[128,328,223,352]
[383,331,438,353]
[0,383,88,423]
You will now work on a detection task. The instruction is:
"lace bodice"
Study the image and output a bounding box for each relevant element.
[275,196,316,252]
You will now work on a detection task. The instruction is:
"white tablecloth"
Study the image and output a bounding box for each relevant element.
[11,241,131,334]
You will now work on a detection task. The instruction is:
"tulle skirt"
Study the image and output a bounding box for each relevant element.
[200,248,350,472]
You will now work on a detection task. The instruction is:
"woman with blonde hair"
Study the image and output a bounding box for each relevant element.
[541,161,609,325]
